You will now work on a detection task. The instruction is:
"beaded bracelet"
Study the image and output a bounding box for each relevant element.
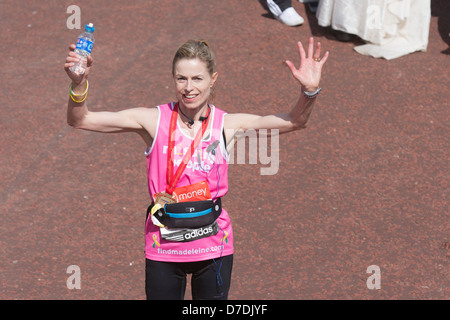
[69,80,89,103]
[302,87,322,99]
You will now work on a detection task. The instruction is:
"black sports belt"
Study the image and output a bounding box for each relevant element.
[147,198,222,229]
[161,221,220,242]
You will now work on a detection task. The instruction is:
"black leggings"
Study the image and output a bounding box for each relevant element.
[145,255,233,300]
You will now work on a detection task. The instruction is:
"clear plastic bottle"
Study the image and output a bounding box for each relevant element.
[70,23,95,75]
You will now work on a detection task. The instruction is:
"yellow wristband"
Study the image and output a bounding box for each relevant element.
[69,91,88,103]
[69,80,89,103]
[69,80,89,97]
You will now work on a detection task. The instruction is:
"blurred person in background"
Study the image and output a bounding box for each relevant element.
[267,0,305,26]
[315,0,431,59]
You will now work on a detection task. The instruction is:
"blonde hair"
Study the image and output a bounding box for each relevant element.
[172,40,217,76]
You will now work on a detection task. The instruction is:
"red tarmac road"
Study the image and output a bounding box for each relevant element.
[1,0,449,299]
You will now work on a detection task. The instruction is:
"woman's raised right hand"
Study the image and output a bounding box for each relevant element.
[63,44,94,85]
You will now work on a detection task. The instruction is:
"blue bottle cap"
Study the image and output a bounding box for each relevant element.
[85,23,95,33]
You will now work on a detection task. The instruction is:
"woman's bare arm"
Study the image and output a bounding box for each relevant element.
[64,44,158,147]
[224,37,329,141]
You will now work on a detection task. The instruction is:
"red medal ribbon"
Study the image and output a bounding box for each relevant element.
[166,103,210,195]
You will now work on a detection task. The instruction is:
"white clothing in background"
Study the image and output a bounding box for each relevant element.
[316,0,431,60]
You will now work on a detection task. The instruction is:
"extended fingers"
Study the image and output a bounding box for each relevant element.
[310,39,330,65]
[285,60,296,73]
[319,50,330,65]
[297,41,306,63]
[307,37,314,59]
[299,37,325,62]
[313,41,321,61]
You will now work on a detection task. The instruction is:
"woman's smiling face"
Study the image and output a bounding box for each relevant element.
[173,58,218,111]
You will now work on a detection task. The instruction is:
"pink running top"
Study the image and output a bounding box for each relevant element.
[145,102,233,262]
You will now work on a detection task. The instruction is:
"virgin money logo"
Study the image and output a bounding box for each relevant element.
[174,188,208,202]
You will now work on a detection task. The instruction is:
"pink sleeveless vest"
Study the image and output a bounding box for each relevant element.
[145,102,233,262]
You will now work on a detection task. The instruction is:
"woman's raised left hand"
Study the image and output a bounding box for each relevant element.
[285,37,329,92]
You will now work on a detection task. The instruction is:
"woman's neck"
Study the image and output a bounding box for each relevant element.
[178,102,209,125]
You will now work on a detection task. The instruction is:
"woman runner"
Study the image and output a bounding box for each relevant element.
[64,37,329,300]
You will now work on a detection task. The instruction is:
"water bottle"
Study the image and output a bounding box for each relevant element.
[70,23,95,75]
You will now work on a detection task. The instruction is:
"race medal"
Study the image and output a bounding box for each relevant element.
[150,192,177,228]
[153,192,177,206]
